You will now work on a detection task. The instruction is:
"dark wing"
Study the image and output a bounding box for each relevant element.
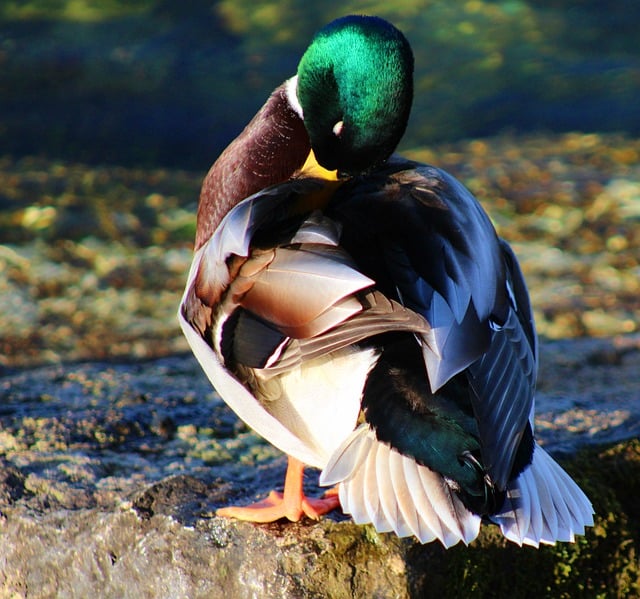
[466,240,537,488]
[329,159,537,488]
[329,160,509,389]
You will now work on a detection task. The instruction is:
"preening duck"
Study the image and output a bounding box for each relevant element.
[179,15,593,547]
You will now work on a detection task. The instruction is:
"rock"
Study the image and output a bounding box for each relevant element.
[1,336,639,598]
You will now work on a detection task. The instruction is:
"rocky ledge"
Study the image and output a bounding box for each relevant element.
[1,335,639,598]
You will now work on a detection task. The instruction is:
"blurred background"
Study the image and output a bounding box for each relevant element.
[1,0,639,368]
[2,0,640,166]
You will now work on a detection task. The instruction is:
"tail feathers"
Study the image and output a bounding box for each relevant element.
[320,425,481,547]
[491,443,594,547]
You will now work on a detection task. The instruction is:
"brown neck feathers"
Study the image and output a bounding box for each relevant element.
[195,84,311,250]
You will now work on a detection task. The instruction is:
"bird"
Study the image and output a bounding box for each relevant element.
[178,15,593,547]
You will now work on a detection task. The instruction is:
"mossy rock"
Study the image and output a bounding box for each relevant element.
[1,351,638,597]
[1,439,638,598]
[404,440,640,598]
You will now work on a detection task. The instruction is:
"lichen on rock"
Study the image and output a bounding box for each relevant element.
[1,341,639,597]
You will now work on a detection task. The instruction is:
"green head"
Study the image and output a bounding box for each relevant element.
[296,15,414,175]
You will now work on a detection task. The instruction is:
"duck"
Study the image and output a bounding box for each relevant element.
[178,15,593,547]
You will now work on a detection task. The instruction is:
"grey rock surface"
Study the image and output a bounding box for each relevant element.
[1,335,639,598]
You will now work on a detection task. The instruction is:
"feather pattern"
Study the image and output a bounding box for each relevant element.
[181,156,594,547]
[228,244,374,339]
[465,233,538,489]
[181,189,385,468]
[377,448,414,537]
[260,289,431,377]
[179,279,328,468]
[388,449,426,541]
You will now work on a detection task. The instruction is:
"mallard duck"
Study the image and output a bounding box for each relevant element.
[179,15,593,547]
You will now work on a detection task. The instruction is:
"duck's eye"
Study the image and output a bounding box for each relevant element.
[332,120,344,137]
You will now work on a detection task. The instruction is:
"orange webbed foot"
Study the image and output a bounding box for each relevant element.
[216,488,340,523]
[216,457,340,523]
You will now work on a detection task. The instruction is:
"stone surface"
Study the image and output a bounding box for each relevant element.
[1,335,639,598]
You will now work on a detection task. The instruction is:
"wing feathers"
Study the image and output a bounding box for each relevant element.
[364,443,394,532]
[416,466,461,546]
[386,450,419,538]
[178,301,327,468]
[235,245,374,336]
[290,210,342,245]
[251,290,430,378]
[319,425,372,486]
[420,294,491,392]
[378,451,417,537]
[467,308,536,488]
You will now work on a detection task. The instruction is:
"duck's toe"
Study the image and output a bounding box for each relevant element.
[217,487,340,523]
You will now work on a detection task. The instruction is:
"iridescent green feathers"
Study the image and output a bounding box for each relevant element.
[296,15,414,174]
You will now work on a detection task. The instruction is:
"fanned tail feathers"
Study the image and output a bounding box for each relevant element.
[320,425,481,547]
[491,443,594,547]
[321,428,592,547]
